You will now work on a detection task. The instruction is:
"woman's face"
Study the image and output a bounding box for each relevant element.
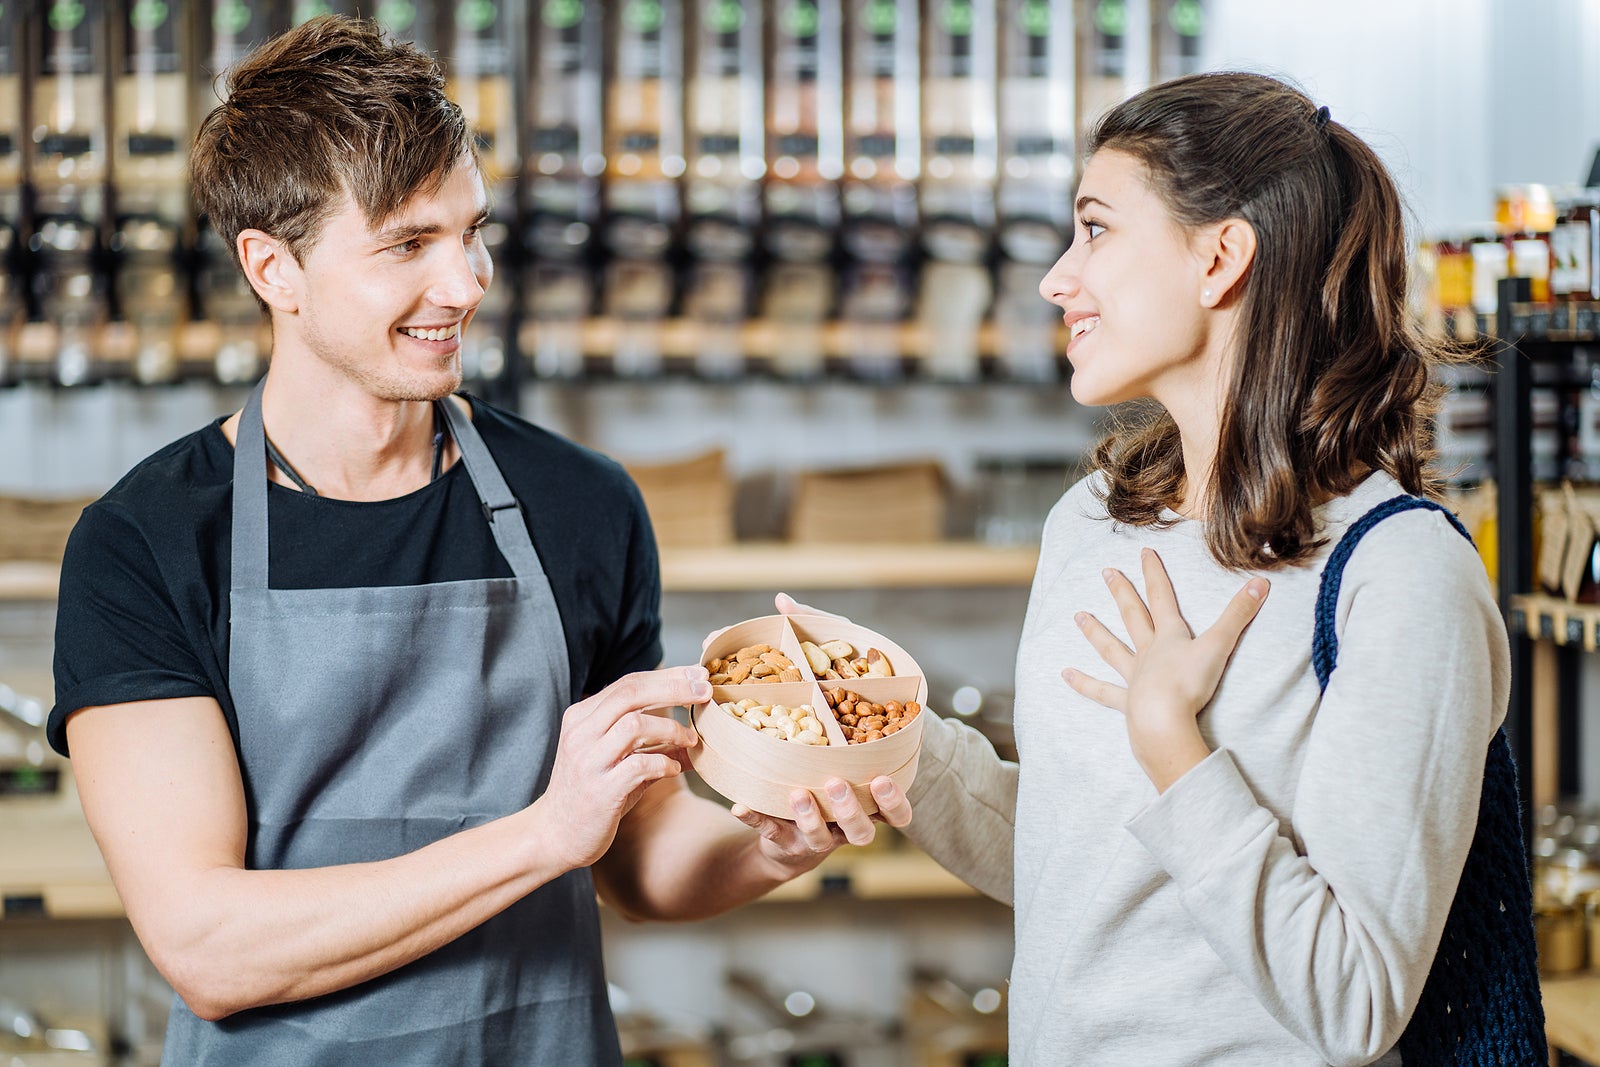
[1038,149,1216,409]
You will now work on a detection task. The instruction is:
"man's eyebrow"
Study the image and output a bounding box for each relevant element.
[370,205,491,245]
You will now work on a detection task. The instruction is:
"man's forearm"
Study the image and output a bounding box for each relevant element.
[597,782,792,922]
[134,803,570,1020]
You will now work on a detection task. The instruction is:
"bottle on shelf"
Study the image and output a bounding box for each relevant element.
[602,0,685,378]
[188,0,279,385]
[522,0,604,381]
[112,0,194,386]
[1077,0,1152,149]
[26,0,112,388]
[444,0,517,393]
[759,0,844,379]
[994,0,1073,382]
[838,0,919,380]
[1152,0,1204,81]
[916,0,997,382]
[682,0,764,379]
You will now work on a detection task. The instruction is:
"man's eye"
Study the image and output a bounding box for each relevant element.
[389,239,422,255]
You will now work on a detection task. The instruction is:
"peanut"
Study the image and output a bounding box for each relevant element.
[825,687,922,744]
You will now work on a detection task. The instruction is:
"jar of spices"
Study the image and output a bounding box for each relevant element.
[1435,234,1473,312]
[1511,233,1553,303]
[1557,193,1600,301]
[1471,235,1510,315]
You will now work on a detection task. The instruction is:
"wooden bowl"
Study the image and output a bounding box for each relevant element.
[688,614,928,819]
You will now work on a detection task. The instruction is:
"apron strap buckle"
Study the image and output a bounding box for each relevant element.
[482,499,524,526]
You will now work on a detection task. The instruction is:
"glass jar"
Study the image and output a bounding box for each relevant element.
[1435,235,1473,312]
[1470,236,1510,315]
[1511,233,1553,303]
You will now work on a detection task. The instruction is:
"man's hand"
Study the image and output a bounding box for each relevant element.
[533,666,706,872]
[731,775,914,877]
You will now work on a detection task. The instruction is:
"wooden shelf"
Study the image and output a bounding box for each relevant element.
[1544,972,1600,1062]
[0,562,60,601]
[660,542,1039,591]
[758,850,980,903]
[0,544,1040,602]
[1509,593,1600,650]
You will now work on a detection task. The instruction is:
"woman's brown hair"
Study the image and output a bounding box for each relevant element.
[1084,71,1465,570]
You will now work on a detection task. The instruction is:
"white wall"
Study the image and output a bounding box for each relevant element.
[1200,0,1495,236]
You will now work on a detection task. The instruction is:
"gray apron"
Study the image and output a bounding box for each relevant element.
[162,383,621,1066]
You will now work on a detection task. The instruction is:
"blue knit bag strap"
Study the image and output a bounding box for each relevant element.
[1311,493,1546,1067]
[1312,495,1470,693]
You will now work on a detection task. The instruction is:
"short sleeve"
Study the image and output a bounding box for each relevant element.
[49,502,215,756]
[582,477,663,694]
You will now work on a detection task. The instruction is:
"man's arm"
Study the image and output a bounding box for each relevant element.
[68,669,703,1020]
[593,765,912,922]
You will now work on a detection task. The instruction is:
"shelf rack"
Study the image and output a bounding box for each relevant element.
[1,543,1041,603]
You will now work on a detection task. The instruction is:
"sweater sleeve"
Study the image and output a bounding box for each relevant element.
[1125,513,1508,1066]
[900,711,1018,905]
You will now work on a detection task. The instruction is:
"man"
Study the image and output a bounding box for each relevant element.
[50,16,910,1064]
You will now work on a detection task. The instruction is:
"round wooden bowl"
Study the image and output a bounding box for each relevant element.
[688,614,928,819]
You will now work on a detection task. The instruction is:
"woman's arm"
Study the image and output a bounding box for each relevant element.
[897,711,1018,905]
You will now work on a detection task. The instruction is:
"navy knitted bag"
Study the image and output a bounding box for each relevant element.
[1313,495,1545,1065]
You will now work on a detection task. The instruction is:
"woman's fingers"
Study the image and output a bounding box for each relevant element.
[1074,611,1135,679]
[1140,548,1189,634]
[1199,577,1270,657]
[1062,668,1128,713]
[775,591,846,620]
[1102,568,1155,648]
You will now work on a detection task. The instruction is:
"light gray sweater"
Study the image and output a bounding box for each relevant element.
[904,471,1509,1066]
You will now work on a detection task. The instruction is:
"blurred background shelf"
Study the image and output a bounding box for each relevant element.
[660,542,1039,591]
[0,545,1040,602]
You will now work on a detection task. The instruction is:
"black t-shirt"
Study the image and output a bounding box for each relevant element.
[48,395,662,757]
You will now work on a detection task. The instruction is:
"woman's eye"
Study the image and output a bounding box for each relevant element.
[1083,220,1106,241]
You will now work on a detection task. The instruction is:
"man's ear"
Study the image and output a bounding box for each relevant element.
[1196,217,1257,308]
[236,229,301,314]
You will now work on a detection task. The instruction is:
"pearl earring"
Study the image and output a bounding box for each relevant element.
[1203,288,1213,302]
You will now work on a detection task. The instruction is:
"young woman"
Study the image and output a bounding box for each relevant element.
[787,72,1531,1064]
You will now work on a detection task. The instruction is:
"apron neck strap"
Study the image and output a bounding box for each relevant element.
[437,396,546,579]
[230,383,547,592]
[231,381,271,593]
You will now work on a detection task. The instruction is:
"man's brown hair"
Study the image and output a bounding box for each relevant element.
[190,15,474,270]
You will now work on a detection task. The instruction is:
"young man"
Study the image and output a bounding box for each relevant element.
[50,17,911,1064]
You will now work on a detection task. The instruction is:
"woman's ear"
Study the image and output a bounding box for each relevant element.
[236,229,302,315]
[1196,218,1257,308]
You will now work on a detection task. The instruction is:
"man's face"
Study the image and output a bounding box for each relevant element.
[292,158,492,402]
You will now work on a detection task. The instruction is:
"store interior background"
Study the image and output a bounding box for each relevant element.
[2,1,1599,1064]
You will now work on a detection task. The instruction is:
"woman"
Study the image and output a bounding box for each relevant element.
[776,73,1534,1064]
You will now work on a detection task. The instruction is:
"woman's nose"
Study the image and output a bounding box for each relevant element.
[1038,246,1079,307]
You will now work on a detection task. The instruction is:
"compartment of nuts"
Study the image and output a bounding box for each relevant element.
[718,698,832,746]
[798,637,896,681]
[689,614,928,819]
[822,683,922,745]
[707,643,805,685]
